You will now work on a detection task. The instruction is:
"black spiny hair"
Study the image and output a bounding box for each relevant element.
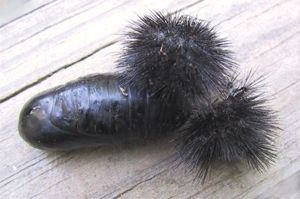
[118,11,235,106]
[174,73,278,182]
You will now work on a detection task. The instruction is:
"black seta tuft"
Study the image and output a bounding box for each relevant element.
[118,11,235,105]
[117,11,278,182]
[175,74,278,182]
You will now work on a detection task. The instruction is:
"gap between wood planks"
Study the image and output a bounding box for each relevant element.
[1,23,298,104]
[1,0,295,104]
[0,41,117,103]
[0,0,205,104]
[0,0,119,53]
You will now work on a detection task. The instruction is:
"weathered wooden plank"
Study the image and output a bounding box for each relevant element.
[256,171,300,198]
[0,0,299,198]
[0,0,55,27]
[0,0,100,51]
[0,0,202,102]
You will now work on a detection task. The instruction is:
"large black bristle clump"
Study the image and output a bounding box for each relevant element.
[118,11,235,105]
[175,73,278,182]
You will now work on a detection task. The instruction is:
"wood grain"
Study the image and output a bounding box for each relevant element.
[0,0,299,198]
[0,0,202,102]
[0,0,55,27]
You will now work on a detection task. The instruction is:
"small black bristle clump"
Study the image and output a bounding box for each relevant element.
[175,74,278,181]
[118,11,235,105]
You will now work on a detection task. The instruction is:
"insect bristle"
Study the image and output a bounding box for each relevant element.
[118,11,236,107]
[174,73,278,182]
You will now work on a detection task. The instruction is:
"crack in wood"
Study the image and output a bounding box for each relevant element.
[2,0,207,56]
[256,171,300,198]
[187,171,238,198]
[232,158,300,199]
[17,152,48,168]
[227,0,289,31]
[0,155,49,188]
[256,30,300,58]
[0,147,102,195]
[0,152,70,189]
[30,176,70,199]
[215,10,247,27]
[215,0,288,28]
[273,79,300,96]
[0,0,59,29]
[188,158,300,199]
[112,171,166,199]
[97,155,177,199]
[172,0,206,13]
[244,0,289,22]
[0,0,127,53]
[0,152,72,196]
[5,155,74,196]
[0,41,117,104]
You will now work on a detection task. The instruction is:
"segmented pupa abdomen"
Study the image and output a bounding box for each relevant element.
[19,74,183,150]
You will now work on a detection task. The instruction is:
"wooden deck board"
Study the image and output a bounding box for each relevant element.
[0,0,55,27]
[0,0,201,102]
[0,0,299,198]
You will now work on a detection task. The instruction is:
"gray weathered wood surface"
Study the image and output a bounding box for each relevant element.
[0,0,299,198]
